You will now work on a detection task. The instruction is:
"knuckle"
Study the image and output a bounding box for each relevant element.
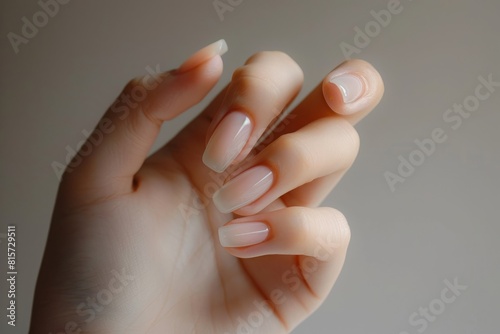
[231,72,283,117]
[125,105,154,145]
[251,51,304,82]
[121,79,161,133]
[269,50,296,62]
[283,207,312,246]
[324,208,351,247]
[244,51,271,64]
[271,51,304,80]
[274,134,315,171]
[246,50,295,65]
[334,119,360,168]
[124,76,145,94]
[285,207,351,253]
[231,65,281,100]
[227,52,303,118]
[230,68,282,118]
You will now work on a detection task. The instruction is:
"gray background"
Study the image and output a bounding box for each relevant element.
[1,0,499,333]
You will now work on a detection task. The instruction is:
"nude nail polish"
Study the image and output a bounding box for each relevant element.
[218,222,269,247]
[177,39,228,74]
[213,166,274,213]
[203,112,252,173]
[329,73,365,104]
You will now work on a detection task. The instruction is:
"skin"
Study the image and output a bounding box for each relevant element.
[30,44,384,333]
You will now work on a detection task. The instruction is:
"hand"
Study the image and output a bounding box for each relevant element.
[30,40,384,333]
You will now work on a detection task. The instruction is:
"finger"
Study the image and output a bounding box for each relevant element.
[63,39,228,191]
[273,60,384,207]
[201,51,304,173]
[279,170,347,207]
[243,59,384,209]
[212,117,359,215]
[219,206,350,295]
[282,59,384,135]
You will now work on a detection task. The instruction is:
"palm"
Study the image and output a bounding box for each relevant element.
[120,120,303,333]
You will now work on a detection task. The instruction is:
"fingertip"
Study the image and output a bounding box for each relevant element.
[177,39,228,74]
[148,55,225,121]
[322,59,384,117]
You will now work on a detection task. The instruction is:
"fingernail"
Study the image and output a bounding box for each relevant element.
[329,73,365,104]
[213,166,273,213]
[177,39,228,74]
[203,112,252,173]
[219,222,269,247]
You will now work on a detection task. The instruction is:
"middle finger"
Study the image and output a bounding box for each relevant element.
[202,51,304,173]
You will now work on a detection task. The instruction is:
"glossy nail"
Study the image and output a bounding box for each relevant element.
[329,73,365,104]
[213,166,274,213]
[219,222,269,247]
[203,112,252,173]
[177,39,228,74]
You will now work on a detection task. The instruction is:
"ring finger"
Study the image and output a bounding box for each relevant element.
[212,116,360,215]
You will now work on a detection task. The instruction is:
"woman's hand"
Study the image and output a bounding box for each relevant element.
[30,40,384,333]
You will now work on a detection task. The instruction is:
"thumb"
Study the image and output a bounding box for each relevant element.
[63,39,228,192]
